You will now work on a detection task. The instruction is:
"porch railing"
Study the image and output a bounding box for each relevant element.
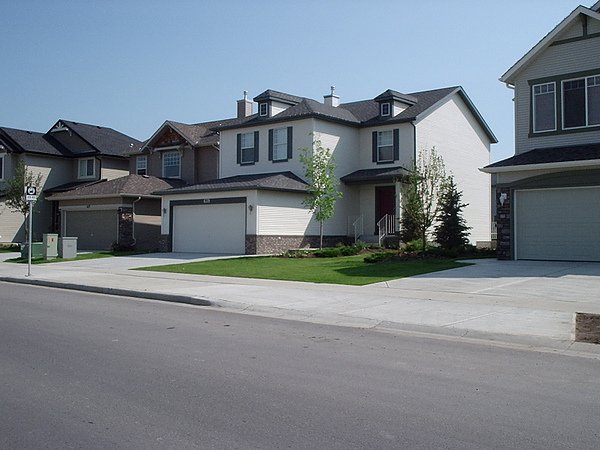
[377,214,397,246]
[352,215,364,243]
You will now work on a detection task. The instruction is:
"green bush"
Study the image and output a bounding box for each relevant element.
[364,252,395,263]
[314,244,363,258]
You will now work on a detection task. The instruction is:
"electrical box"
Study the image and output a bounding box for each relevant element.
[59,237,78,259]
[43,233,59,260]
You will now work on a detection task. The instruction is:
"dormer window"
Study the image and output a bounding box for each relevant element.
[381,102,391,117]
[162,151,181,178]
[259,103,268,117]
[78,158,95,179]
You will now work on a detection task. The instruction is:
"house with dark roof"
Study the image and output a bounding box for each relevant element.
[158,86,496,254]
[481,1,600,262]
[0,120,140,244]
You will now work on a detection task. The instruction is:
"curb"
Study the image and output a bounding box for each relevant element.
[0,277,212,307]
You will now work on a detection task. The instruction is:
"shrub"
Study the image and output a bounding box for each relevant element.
[364,252,395,263]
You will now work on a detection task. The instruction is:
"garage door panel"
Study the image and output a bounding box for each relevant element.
[516,188,600,261]
[65,210,118,250]
[172,203,245,254]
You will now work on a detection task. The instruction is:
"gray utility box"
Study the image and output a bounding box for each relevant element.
[59,237,78,259]
[43,233,59,260]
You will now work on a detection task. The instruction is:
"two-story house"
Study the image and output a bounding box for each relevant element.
[156,87,496,254]
[482,1,600,262]
[0,120,140,245]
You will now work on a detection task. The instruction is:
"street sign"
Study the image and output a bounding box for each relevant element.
[25,186,37,202]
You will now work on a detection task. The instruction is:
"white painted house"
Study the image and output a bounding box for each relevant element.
[157,87,496,254]
[482,1,600,261]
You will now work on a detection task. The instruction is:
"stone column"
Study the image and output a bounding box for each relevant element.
[496,188,511,260]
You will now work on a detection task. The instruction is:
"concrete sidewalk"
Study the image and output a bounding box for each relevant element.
[2,252,600,352]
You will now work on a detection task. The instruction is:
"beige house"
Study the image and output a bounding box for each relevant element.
[482,1,600,261]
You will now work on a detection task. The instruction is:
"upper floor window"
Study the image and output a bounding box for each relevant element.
[78,158,95,179]
[269,127,293,162]
[162,151,181,178]
[0,154,4,181]
[562,75,600,129]
[259,103,268,117]
[380,102,391,117]
[237,131,259,165]
[136,155,147,175]
[532,82,556,132]
[372,129,399,164]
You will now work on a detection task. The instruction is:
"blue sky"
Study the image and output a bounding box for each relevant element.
[1,0,586,162]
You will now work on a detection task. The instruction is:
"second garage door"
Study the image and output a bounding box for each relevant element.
[515,187,600,261]
[172,203,246,254]
[65,209,118,250]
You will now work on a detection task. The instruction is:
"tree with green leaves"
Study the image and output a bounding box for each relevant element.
[434,176,471,251]
[399,146,447,251]
[299,137,343,249]
[4,159,43,243]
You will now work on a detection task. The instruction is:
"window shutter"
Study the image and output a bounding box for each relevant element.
[254,131,260,162]
[372,131,378,162]
[287,127,293,160]
[393,128,399,161]
[268,129,273,161]
[237,133,242,164]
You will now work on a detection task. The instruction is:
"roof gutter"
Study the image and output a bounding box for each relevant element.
[479,158,600,174]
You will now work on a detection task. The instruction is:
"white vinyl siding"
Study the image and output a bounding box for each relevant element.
[257,192,318,235]
[78,158,95,179]
[162,151,181,178]
[532,82,556,132]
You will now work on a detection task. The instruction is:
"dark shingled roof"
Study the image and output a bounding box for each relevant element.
[341,166,410,184]
[47,174,185,200]
[373,89,417,105]
[60,120,142,157]
[253,90,303,104]
[45,180,106,194]
[484,143,600,169]
[0,127,68,156]
[156,171,308,195]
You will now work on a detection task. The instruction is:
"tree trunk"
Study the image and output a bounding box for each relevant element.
[319,221,324,249]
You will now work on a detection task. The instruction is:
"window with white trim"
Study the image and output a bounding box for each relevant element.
[240,132,255,164]
[162,151,181,178]
[563,75,600,129]
[377,130,394,162]
[272,128,288,161]
[78,158,95,179]
[532,82,556,132]
[380,102,390,117]
[0,154,4,181]
[136,155,147,175]
[259,103,268,117]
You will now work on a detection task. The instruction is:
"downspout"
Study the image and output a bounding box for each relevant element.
[132,196,142,246]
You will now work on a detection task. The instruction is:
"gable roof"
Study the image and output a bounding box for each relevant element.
[0,127,67,156]
[500,5,600,84]
[341,166,410,184]
[481,143,600,173]
[213,86,497,142]
[155,171,308,195]
[47,174,185,200]
[53,120,142,157]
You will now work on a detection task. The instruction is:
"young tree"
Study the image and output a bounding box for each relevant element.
[299,137,343,249]
[4,159,43,243]
[399,146,447,251]
[434,176,471,251]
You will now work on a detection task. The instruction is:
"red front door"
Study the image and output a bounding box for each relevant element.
[375,186,395,232]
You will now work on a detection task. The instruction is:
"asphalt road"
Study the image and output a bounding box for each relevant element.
[1,282,599,449]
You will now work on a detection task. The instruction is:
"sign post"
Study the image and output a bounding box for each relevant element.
[25,186,37,277]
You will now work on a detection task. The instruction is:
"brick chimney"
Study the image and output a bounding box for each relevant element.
[237,90,253,118]
[323,85,340,107]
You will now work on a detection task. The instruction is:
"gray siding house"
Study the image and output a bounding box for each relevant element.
[482,1,600,261]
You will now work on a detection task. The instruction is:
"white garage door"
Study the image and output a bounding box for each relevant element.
[516,187,600,261]
[65,210,118,250]
[172,203,246,254]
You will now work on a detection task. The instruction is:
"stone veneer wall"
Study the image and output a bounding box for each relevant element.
[118,207,134,248]
[246,235,350,255]
[496,187,511,260]
[158,234,172,252]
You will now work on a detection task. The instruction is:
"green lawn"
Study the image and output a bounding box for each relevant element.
[136,255,470,286]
